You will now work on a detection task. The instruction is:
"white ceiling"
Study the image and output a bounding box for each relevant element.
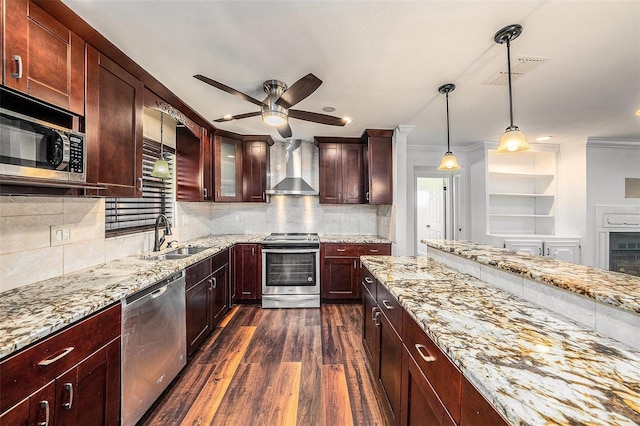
[62,0,640,148]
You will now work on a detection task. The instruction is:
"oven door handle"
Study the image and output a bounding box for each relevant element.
[262,248,320,254]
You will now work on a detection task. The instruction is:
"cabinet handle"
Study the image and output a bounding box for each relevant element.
[203,188,208,199]
[38,400,50,426]
[538,247,542,256]
[369,249,379,253]
[63,383,74,410]
[364,277,373,284]
[353,260,357,269]
[382,300,394,310]
[38,347,75,366]
[262,191,266,200]
[217,190,220,198]
[12,55,23,79]
[336,248,346,252]
[547,248,550,256]
[366,191,370,201]
[212,277,217,289]
[373,310,381,326]
[137,177,143,192]
[251,247,255,256]
[242,291,251,295]
[415,344,437,362]
[208,278,213,291]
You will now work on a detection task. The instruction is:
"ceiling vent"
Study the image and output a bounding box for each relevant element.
[484,56,550,85]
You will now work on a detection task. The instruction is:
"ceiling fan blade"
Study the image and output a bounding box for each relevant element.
[194,74,263,106]
[289,109,346,126]
[275,73,322,109]
[213,111,261,122]
[277,123,293,139]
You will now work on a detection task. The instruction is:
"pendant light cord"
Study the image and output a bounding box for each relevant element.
[445,91,451,152]
[506,37,515,129]
[160,112,164,157]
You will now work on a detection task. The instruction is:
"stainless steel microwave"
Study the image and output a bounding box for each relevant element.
[0,108,86,182]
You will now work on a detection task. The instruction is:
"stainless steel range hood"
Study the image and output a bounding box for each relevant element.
[266,139,319,196]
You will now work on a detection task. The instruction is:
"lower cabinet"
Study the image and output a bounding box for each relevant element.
[504,238,581,263]
[322,243,391,301]
[232,243,261,303]
[0,304,121,425]
[185,250,229,357]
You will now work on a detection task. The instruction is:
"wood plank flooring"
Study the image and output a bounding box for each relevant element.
[141,304,388,426]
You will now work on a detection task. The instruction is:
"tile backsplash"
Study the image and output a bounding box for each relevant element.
[0,195,391,292]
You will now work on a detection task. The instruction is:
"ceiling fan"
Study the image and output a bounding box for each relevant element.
[193,73,347,138]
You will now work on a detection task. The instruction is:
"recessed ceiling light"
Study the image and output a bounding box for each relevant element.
[342,117,353,124]
[536,136,553,141]
[223,114,233,120]
[322,106,336,112]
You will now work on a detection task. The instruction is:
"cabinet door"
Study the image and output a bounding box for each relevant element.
[176,126,204,201]
[214,136,243,202]
[544,240,580,263]
[322,256,359,300]
[85,45,144,197]
[319,143,343,204]
[203,130,214,201]
[341,143,365,204]
[4,0,84,115]
[243,141,269,202]
[233,244,261,301]
[366,135,393,204]
[0,383,55,426]
[186,279,211,357]
[362,286,380,376]
[504,239,543,256]
[460,376,507,426]
[378,310,402,424]
[210,263,229,327]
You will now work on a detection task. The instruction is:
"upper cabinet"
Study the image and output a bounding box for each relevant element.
[214,135,243,202]
[363,129,393,205]
[85,45,144,197]
[242,135,272,203]
[4,0,85,115]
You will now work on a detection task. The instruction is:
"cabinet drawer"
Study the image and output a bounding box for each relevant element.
[360,243,391,255]
[186,257,212,287]
[376,281,402,335]
[362,269,377,298]
[403,310,462,423]
[324,243,360,257]
[0,303,121,413]
[212,249,229,272]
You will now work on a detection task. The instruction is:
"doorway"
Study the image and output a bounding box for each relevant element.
[416,176,454,255]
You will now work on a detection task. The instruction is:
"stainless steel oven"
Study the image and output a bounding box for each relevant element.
[262,233,320,308]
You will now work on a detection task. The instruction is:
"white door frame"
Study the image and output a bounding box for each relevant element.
[414,173,458,255]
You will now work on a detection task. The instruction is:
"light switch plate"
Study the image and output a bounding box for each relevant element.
[50,225,73,246]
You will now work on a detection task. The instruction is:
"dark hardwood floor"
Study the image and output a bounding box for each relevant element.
[142,304,388,426]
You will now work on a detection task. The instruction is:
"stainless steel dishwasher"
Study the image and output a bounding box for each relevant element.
[121,271,186,426]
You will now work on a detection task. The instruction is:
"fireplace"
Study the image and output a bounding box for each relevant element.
[596,206,640,276]
[609,232,640,276]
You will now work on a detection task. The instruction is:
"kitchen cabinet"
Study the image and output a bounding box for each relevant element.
[242,136,272,202]
[321,243,391,301]
[318,142,364,204]
[85,45,144,197]
[460,376,508,426]
[232,243,261,302]
[214,135,243,202]
[0,303,121,425]
[363,129,393,205]
[362,275,379,370]
[176,125,205,201]
[4,0,85,115]
[504,238,581,263]
[185,250,229,357]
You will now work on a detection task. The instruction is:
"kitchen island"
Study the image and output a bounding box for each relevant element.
[361,255,640,425]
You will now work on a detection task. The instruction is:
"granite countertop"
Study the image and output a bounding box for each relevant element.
[361,255,640,425]
[423,239,640,315]
[319,234,392,244]
[0,234,267,360]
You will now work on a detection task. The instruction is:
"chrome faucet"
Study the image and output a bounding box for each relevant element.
[153,214,172,251]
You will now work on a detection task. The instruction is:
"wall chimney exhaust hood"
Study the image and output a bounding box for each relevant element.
[266,139,319,196]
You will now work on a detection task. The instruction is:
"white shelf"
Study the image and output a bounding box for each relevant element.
[489,193,555,198]
[490,214,555,218]
[488,171,554,179]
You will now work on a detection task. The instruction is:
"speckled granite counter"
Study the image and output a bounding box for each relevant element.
[319,234,391,244]
[362,255,640,425]
[0,234,266,360]
[423,239,640,315]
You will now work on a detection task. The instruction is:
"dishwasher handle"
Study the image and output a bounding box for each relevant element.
[124,271,185,306]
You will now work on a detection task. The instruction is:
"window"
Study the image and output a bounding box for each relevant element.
[105,140,174,235]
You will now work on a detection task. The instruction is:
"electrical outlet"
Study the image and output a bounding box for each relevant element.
[50,225,72,246]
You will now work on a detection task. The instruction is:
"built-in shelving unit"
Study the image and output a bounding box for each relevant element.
[486,149,556,236]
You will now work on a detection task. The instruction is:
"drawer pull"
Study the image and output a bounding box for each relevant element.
[370,249,379,253]
[212,277,217,289]
[415,344,437,362]
[38,400,50,426]
[336,248,346,252]
[373,310,381,326]
[382,300,394,310]
[63,383,74,410]
[242,291,251,295]
[12,55,23,79]
[38,346,75,366]
[208,278,214,290]
[364,277,373,284]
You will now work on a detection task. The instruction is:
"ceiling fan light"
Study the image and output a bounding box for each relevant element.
[437,152,461,171]
[496,127,531,153]
[151,158,171,179]
[261,108,288,127]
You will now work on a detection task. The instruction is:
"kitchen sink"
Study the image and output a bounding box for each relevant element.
[147,246,208,261]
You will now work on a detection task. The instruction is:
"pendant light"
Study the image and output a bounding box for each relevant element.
[494,24,531,154]
[437,83,461,171]
[151,112,172,179]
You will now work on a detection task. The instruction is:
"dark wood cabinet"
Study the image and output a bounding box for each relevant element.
[0,304,121,425]
[185,250,230,357]
[4,0,85,115]
[232,244,261,302]
[214,135,243,202]
[322,243,391,301]
[318,142,364,204]
[242,136,272,202]
[363,129,393,205]
[460,376,508,426]
[176,125,205,201]
[85,45,144,197]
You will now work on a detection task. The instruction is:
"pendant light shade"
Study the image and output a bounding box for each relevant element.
[494,24,531,154]
[151,112,172,179]
[437,83,461,171]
